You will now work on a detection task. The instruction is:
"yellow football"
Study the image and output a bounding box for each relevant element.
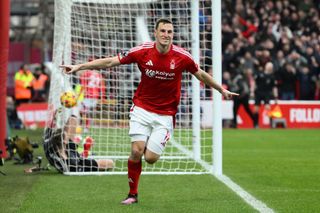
[60,91,77,108]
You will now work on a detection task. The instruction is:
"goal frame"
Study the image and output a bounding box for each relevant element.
[51,0,222,176]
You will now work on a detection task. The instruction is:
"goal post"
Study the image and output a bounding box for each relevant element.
[0,0,10,159]
[191,0,201,161]
[49,0,221,175]
[212,0,223,176]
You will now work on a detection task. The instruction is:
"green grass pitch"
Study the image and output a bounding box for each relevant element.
[0,128,319,212]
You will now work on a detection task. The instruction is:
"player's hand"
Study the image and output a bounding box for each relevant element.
[59,64,80,74]
[221,89,239,100]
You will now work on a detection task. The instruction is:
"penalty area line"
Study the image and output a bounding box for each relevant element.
[216,174,275,213]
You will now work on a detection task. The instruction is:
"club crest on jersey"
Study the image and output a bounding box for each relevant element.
[170,60,175,69]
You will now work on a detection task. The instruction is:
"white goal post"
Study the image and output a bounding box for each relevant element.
[48,0,222,175]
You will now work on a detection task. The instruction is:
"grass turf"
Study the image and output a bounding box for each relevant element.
[223,129,320,212]
[1,128,319,212]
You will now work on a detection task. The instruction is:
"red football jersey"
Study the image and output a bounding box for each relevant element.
[80,70,105,99]
[118,42,198,115]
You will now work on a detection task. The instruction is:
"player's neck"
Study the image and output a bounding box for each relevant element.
[155,42,171,54]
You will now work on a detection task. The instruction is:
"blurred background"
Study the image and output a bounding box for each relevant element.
[8,0,53,95]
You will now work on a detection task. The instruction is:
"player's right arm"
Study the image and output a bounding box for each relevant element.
[60,56,121,74]
[193,69,239,100]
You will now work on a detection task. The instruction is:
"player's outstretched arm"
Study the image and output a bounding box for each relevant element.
[193,69,239,100]
[60,56,121,74]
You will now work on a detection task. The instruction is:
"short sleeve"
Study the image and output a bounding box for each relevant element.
[118,48,138,64]
[184,56,199,74]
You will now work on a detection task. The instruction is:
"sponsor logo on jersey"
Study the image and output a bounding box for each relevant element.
[145,60,153,66]
[145,69,175,80]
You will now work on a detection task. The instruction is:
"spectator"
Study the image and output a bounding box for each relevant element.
[237,15,259,39]
[32,67,50,102]
[6,96,23,129]
[219,0,320,101]
[253,62,278,128]
[315,73,320,100]
[14,64,34,106]
[231,68,255,128]
[297,65,317,100]
[241,51,258,72]
[222,71,232,91]
[278,63,297,100]
[273,50,286,73]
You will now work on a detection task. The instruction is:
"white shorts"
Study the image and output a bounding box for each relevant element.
[129,105,173,155]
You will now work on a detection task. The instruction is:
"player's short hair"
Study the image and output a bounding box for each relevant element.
[155,18,173,29]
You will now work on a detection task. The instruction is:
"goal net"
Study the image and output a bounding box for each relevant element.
[48,0,215,175]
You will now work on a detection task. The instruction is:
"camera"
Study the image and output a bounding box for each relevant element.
[6,136,39,164]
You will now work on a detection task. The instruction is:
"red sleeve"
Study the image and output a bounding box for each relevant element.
[118,47,140,64]
[184,56,199,74]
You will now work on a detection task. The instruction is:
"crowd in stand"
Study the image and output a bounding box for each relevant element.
[201,0,320,101]
[8,1,320,130]
[7,63,50,129]
[13,63,50,105]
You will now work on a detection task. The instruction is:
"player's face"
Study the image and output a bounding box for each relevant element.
[154,23,174,47]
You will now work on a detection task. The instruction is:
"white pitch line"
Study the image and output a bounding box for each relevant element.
[216,175,275,213]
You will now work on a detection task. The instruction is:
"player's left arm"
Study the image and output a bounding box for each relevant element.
[60,56,121,74]
[193,68,239,100]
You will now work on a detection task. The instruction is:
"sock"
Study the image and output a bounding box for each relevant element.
[82,136,94,158]
[127,159,142,195]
